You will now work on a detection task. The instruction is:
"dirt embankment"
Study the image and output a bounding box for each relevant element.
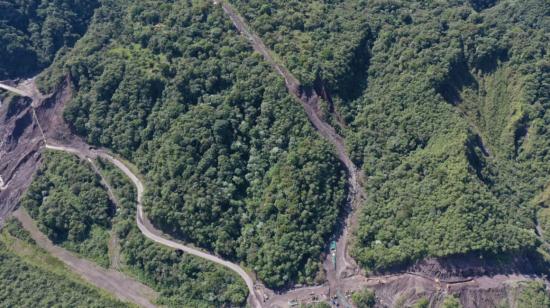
[0,91,43,226]
[0,79,162,307]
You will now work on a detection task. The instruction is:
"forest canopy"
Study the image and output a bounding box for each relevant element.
[1,0,549,295]
[231,0,550,270]
[38,0,348,288]
[0,0,98,78]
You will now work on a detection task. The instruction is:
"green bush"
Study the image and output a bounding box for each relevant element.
[352,288,376,308]
[21,151,113,267]
[41,0,347,288]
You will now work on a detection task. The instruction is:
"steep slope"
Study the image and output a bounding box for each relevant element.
[0,0,98,78]
[38,0,348,289]
[351,0,549,271]
[229,0,550,274]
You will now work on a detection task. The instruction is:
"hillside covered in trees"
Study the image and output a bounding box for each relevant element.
[20,151,248,306]
[1,0,549,301]
[38,0,347,288]
[0,0,98,78]
[232,0,549,270]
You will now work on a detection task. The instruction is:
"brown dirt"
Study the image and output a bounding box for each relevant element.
[0,79,160,307]
[217,2,550,307]
[0,91,43,226]
[13,208,157,307]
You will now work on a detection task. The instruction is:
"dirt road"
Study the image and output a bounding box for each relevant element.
[0,83,30,97]
[45,143,263,308]
[12,208,158,308]
[2,10,549,306]
[216,0,365,292]
[1,80,264,307]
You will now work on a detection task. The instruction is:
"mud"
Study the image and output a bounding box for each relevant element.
[0,76,78,228]
[0,92,43,226]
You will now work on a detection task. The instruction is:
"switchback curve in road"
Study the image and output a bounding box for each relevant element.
[44,144,262,308]
[0,80,260,307]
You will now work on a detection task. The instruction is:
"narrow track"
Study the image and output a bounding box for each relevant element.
[45,144,263,308]
[0,82,261,307]
[0,83,29,97]
[4,4,547,305]
[216,0,366,292]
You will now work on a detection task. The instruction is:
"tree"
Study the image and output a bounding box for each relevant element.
[442,296,462,308]
[352,288,376,308]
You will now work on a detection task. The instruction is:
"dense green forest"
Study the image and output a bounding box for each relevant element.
[0,0,98,78]
[21,151,114,266]
[96,157,248,307]
[232,0,549,270]
[39,0,347,288]
[2,0,549,297]
[0,219,129,307]
[20,150,248,306]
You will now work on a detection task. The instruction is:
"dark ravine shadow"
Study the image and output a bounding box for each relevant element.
[474,48,509,75]
[437,59,478,105]
[305,28,374,126]
[465,133,494,185]
[334,29,374,104]
[468,0,498,13]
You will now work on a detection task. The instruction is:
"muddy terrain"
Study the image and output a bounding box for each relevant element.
[0,84,43,225]
[0,77,84,227]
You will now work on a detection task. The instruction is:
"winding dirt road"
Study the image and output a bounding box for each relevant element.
[2,2,549,307]
[45,144,263,308]
[0,81,263,307]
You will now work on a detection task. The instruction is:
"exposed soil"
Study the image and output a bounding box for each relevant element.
[0,79,162,307]
[0,3,549,307]
[13,208,157,307]
[216,2,550,307]
[0,88,43,226]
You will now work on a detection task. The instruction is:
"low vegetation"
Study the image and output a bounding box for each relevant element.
[518,281,550,308]
[442,296,462,308]
[21,151,113,267]
[0,219,128,307]
[351,288,376,308]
